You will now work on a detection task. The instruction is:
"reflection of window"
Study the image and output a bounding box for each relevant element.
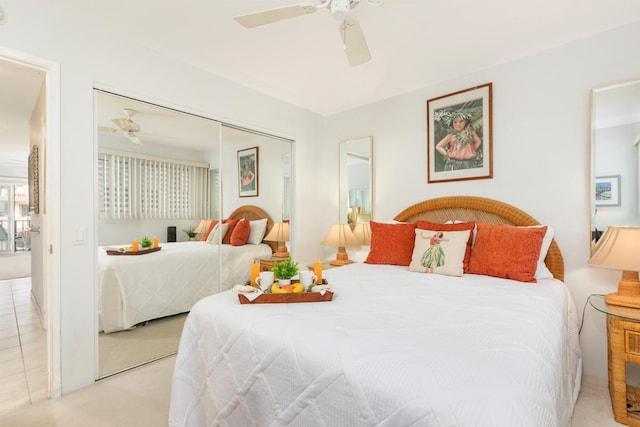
[98,151,209,220]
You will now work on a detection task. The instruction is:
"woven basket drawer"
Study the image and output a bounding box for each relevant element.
[626,330,640,356]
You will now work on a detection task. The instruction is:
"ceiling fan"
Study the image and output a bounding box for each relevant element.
[98,108,143,145]
[234,0,382,66]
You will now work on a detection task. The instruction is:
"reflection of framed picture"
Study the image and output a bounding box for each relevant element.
[427,83,493,183]
[28,145,39,214]
[238,146,259,197]
[595,175,621,207]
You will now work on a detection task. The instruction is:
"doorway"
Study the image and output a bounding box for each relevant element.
[0,53,51,411]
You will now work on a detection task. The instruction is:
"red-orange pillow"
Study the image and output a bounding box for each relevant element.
[365,221,417,266]
[468,223,547,283]
[222,219,239,244]
[415,220,475,273]
[230,219,250,246]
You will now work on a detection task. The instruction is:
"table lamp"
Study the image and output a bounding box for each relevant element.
[264,222,290,259]
[588,225,640,308]
[321,224,360,266]
[352,222,372,245]
[194,219,214,240]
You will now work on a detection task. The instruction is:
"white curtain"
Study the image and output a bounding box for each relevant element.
[100,152,209,220]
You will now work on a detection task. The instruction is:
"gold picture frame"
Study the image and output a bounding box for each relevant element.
[28,145,39,214]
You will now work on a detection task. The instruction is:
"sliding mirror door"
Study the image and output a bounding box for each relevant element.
[95,90,221,378]
[218,125,293,284]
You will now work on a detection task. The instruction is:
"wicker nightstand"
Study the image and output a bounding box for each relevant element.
[589,295,640,425]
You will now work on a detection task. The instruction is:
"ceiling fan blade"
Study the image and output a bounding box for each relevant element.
[111,118,141,133]
[234,4,316,28]
[340,19,371,66]
[97,126,117,133]
[125,131,143,145]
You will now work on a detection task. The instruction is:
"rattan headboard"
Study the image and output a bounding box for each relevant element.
[227,205,277,252]
[394,196,564,281]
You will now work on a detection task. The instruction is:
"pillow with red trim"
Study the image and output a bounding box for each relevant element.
[206,223,229,245]
[415,220,475,272]
[364,221,417,266]
[203,220,219,241]
[230,219,251,246]
[468,223,547,283]
[222,219,239,244]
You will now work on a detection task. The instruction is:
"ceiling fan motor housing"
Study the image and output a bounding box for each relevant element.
[331,0,351,20]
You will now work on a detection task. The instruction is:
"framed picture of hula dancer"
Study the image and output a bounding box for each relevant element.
[427,83,493,183]
[238,146,259,197]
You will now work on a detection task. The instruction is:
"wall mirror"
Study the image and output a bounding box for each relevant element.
[95,90,292,379]
[339,136,373,224]
[591,79,640,251]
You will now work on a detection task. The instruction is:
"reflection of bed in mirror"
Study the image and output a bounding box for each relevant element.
[98,205,274,333]
[169,197,581,426]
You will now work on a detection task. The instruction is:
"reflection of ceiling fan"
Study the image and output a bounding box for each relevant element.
[98,108,143,145]
[234,0,382,66]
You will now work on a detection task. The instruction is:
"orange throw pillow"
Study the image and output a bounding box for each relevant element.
[222,219,239,244]
[230,219,251,246]
[468,223,547,283]
[365,221,417,266]
[415,220,475,272]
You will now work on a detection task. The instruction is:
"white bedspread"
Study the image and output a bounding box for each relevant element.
[98,242,272,333]
[169,263,582,427]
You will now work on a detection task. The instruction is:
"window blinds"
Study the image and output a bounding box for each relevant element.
[99,152,209,220]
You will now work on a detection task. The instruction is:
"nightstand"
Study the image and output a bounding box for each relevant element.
[589,295,640,425]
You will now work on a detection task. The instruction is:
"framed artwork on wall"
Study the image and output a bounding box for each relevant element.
[427,83,493,183]
[595,175,621,207]
[238,146,259,197]
[28,145,39,214]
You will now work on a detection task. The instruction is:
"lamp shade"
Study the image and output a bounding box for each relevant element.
[321,224,359,247]
[588,225,640,271]
[264,222,290,243]
[589,225,640,309]
[264,222,290,259]
[194,219,213,234]
[352,222,372,245]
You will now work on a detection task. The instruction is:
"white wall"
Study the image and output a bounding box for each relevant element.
[319,22,640,380]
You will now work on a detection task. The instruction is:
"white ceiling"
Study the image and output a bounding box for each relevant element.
[2,1,640,171]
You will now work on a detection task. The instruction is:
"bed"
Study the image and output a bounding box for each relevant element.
[97,205,275,333]
[168,196,582,426]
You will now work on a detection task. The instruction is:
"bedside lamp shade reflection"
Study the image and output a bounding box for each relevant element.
[322,224,359,266]
[352,222,372,245]
[588,225,640,309]
[264,222,290,259]
[194,219,214,240]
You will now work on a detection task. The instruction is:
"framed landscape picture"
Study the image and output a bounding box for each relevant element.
[427,83,493,183]
[238,146,258,197]
[595,175,621,207]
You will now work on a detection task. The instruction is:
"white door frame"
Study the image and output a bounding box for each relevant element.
[0,47,62,398]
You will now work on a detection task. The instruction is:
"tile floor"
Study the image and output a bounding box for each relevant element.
[0,277,47,414]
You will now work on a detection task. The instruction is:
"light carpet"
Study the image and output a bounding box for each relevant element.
[0,252,30,280]
[98,313,187,378]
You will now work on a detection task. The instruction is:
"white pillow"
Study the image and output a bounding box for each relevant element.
[520,225,554,280]
[409,229,471,277]
[206,222,229,245]
[247,218,268,245]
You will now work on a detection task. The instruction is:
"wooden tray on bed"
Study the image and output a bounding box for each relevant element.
[105,247,162,256]
[238,291,333,304]
[238,280,333,304]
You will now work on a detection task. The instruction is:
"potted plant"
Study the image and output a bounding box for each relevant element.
[183,226,197,240]
[271,256,299,286]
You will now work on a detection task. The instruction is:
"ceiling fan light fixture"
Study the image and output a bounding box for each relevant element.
[331,0,351,20]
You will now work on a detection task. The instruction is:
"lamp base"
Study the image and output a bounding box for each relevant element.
[271,251,290,260]
[329,259,355,266]
[605,271,640,309]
